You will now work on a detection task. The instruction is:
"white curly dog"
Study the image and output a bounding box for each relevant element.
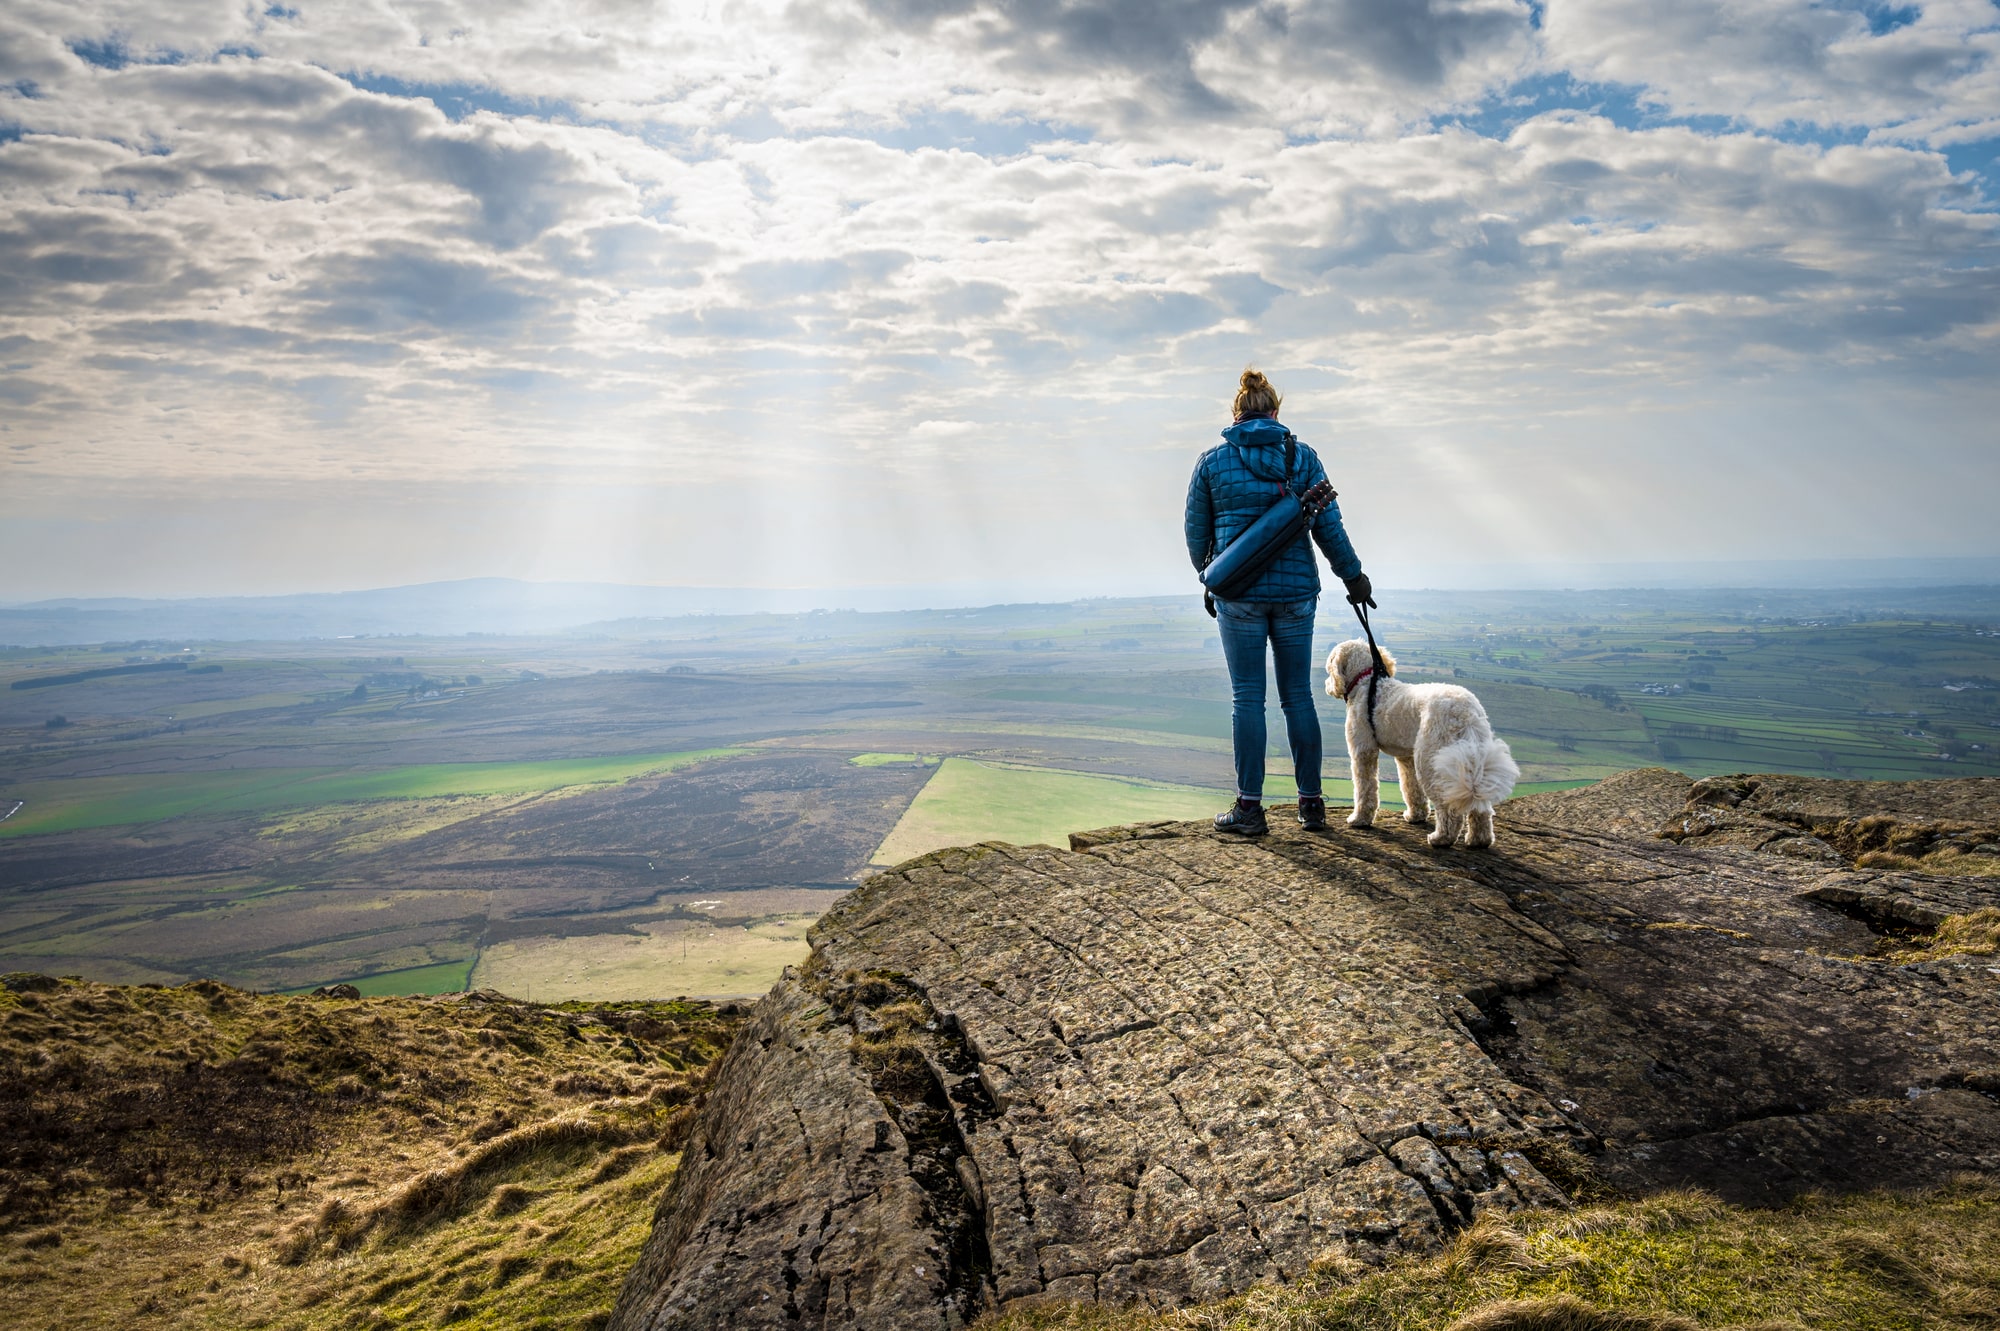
[1325,639,1519,849]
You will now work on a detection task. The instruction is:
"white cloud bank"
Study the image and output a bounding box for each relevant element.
[0,0,1995,597]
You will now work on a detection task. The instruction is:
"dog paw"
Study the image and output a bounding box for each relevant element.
[1402,809,1430,825]
[1347,811,1374,829]
[1466,833,1494,850]
[1426,830,1456,848]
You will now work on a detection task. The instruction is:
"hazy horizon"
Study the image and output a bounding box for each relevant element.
[12,554,2000,609]
[6,562,2000,649]
[3,1,1997,598]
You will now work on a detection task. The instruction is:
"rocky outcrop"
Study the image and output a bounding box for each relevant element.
[610,771,2000,1330]
[1646,771,2000,871]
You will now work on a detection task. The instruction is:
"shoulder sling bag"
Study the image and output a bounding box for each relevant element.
[1199,433,1335,602]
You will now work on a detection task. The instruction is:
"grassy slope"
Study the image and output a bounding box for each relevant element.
[983,1185,2000,1331]
[0,975,740,1330]
[0,748,743,838]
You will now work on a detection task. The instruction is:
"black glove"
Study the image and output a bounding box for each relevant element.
[1343,573,1376,609]
[1203,591,1216,619]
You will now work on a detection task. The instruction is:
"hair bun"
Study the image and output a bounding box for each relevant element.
[1232,366,1282,419]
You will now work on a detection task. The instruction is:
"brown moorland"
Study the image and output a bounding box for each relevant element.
[0,974,741,1330]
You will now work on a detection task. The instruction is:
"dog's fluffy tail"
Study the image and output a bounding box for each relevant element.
[1427,735,1520,811]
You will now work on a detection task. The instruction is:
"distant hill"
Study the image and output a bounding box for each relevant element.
[6,558,1997,646]
[0,580,832,645]
[0,579,1048,645]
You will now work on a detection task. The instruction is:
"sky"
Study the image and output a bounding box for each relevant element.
[1,0,1996,601]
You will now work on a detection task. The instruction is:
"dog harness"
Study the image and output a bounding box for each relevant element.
[1344,666,1374,697]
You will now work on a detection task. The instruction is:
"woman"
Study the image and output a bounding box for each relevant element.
[1185,368,1373,835]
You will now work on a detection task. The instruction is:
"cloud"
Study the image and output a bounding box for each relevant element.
[856,0,1537,125]
[0,0,1994,594]
[1040,287,1227,346]
[298,246,553,335]
[541,219,714,284]
[1543,0,2000,145]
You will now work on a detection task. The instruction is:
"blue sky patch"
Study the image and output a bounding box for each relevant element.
[844,110,1086,157]
[68,37,133,69]
[339,72,578,124]
[1943,137,2000,202]
[1815,1,1924,36]
[68,37,192,70]
[1436,75,1736,141]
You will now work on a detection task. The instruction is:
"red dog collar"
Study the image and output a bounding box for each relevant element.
[1344,666,1374,696]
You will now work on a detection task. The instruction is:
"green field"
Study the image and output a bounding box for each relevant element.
[870,759,1435,865]
[0,748,743,838]
[5,589,1995,999]
[871,760,1599,866]
[871,759,1221,864]
[1375,612,2000,782]
[284,958,476,997]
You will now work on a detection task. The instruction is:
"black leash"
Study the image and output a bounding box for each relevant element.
[1352,599,1387,732]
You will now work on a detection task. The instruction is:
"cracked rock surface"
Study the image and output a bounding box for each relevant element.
[611,771,2000,1330]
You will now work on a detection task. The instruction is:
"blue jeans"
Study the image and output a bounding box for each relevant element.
[1216,598,1322,801]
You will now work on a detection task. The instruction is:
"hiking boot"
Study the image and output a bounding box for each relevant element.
[1297,796,1327,831]
[1214,799,1267,837]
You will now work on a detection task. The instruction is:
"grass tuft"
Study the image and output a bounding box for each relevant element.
[1443,1216,1548,1279]
[1888,907,2000,962]
[1443,1295,1699,1330]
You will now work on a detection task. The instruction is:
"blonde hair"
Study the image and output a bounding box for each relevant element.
[1232,367,1282,420]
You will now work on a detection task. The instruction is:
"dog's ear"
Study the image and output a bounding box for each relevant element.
[1377,645,1397,677]
[1326,640,1354,697]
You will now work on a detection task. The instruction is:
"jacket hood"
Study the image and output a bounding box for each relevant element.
[1220,416,1289,449]
[1220,416,1296,484]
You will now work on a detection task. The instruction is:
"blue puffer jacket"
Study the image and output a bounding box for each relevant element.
[1184,416,1363,604]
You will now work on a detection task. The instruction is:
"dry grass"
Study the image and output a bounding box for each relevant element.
[1855,849,2000,878]
[0,974,740,1329]
[1888,907,2000,963]
[468,911,824,1002]
[1829,814,2000,878]
[1440,1215,1550,1279]
[978,1178,2000,1331]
